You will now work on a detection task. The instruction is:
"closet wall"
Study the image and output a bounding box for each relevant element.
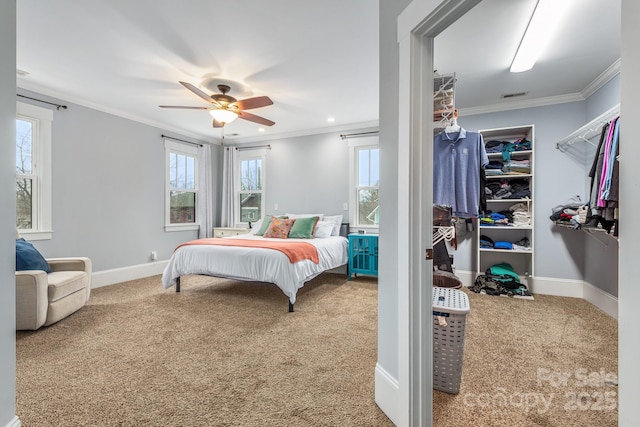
[454,76,619,297]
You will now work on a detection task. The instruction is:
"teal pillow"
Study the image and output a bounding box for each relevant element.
[16,238,51,273]
[255,215,288,236]
[288,216,319,238]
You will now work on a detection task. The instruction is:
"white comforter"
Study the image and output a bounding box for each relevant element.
[161,234,349,304]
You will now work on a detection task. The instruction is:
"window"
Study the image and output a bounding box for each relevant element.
[350,138,379,228]
[237,150,265,225]
[16,102,53,240]
[165,140,198,231]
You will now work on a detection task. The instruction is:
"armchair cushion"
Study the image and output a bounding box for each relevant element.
[16,238,51,273]
[15,256,92,330]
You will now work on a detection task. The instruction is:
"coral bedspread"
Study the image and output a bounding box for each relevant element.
[175,238,319,264]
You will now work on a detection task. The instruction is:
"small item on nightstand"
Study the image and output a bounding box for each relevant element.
[248,221,252,229]
[358,229,365,234]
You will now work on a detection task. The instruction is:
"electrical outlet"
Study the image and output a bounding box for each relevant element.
[343,203,348,211]
[274,203,279,210]
[150,251,157,261]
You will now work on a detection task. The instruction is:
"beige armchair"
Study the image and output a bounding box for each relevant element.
[16,257,92,330]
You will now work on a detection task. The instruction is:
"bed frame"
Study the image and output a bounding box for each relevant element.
[175,223,350,312]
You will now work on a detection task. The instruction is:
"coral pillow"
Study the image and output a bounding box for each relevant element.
[263,217,295,239]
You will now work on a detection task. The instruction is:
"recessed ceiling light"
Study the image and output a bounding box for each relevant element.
[328,117,335,123]
[258,128,265,132]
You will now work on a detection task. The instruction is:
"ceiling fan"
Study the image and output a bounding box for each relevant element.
[160,81,275,128]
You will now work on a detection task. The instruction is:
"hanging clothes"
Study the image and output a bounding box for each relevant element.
[586,116,619,233]
[433,128,488,218]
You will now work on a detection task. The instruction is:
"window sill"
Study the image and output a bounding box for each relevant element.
[18,230,53,241]
[164,224,200,232]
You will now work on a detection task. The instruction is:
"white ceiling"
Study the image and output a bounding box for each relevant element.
[16,0,620,144]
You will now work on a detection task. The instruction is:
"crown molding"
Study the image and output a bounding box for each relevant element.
[16,80,221,145]
[226,120,379,144]
[581,58,621,99]
[459,92,585,117]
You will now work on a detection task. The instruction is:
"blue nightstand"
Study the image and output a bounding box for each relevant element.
[348,233,379,280]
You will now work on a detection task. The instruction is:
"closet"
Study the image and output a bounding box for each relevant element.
[476,125,534,281]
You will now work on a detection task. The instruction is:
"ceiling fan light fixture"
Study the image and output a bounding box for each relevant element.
[209,108,238,124]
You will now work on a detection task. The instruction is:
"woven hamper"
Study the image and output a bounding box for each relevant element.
[432,287,470,394]
[433,270,463,289]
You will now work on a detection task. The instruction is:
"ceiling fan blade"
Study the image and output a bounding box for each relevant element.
[232,96,273,111]
[179,81,219,106]
[159,105,213,110]
[212,119,224,128]
[238,111,275,126]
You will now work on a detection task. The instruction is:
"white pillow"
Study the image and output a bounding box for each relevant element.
[248,218,263,235]
[323,215,343,236]
[286,213,324,220]
[313,221,334,238]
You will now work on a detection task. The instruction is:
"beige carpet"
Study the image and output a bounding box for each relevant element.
[435,290,618,427]
[16,274,617,426]
[17,274,391,427]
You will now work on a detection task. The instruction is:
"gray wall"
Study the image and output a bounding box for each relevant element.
[378,0,412,381]
[586,73,620,121]
[0,1,17,425]
[619,0,640,419]
[17,89,223,272]
[258,128,364,217]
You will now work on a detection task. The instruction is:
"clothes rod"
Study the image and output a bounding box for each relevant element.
[17,94,67,110]
[233,144,271,151]
[161,134,203,147]
[555,104,620,151]
[340,131,379,140]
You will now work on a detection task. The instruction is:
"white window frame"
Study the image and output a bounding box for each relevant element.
[348,136,379,230]
[236,149,266,227]
[164,139,199,232]
[16,102,53,241]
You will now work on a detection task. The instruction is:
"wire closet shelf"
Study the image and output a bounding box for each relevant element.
[555,104,620,151]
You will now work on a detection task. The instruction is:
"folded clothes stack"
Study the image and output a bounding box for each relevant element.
[549,195,585,229]
[510,202,531,227]
[485,179,530,200]
[505,159,530,174]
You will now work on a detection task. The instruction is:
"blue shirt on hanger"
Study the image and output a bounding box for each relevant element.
[433,128,488,217]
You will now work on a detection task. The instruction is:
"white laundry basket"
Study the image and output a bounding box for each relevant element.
[432,286,470,394]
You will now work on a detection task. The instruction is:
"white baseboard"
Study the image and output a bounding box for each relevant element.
[375,363,399,426]
[454,269,475,288]
[91,260,169,288]
[583,281,618,319]
[5,416,21,427]
[457,272,618,319]
[528,276,584,298]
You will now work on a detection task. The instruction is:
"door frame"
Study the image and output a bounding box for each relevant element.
[396,1,482,425]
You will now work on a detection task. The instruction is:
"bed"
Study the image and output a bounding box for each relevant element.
[161,223,349,312]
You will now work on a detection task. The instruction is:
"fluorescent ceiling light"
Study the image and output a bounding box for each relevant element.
[510,0,572,73]
[209,108,238,124]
